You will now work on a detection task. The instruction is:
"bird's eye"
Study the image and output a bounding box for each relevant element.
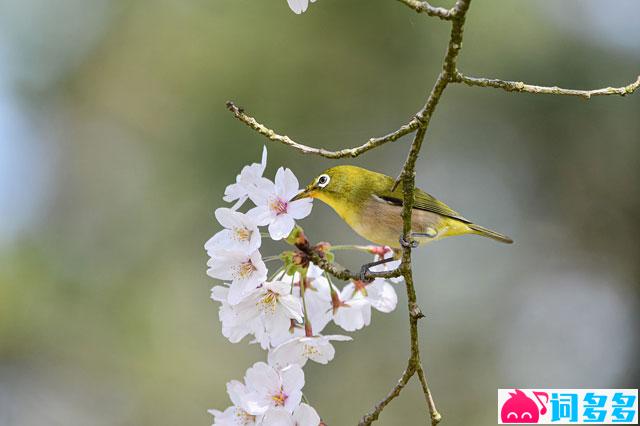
[317,174,330,188]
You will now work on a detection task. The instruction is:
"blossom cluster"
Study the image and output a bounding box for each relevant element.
[205,147,400,425]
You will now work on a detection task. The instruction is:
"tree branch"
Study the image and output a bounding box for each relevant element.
[396,0,454,20]
[284,230,404,282]
[358,361,417,425]
[226,101,419,159]
[307,250,403,282]
[453,72,640,99]
[228,0,640,424]
[416,363,441,424]
[361,2,473,425]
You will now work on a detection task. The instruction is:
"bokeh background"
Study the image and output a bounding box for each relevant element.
[1,0,639,424]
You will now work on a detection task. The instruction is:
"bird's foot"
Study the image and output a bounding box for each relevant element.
[358,257,397,282]
[359,265,371,282]
[399,235,419,249]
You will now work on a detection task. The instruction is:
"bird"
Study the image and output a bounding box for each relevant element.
[291,165,513,251]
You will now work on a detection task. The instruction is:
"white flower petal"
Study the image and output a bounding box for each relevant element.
[247,178,276,207]
[278,295,304,322]
[264,310,294,338]
[268,339,307,369]
[245,362,279,398]
[223,182,244,203]
[262,408,294,426]
[310,341,334,364]
[324,334,352,342]
[268,214,295,240]
[265,280,292,296]
[275,168,300,200]
[214,207,241,229]
[293,403,321,426]
[287,0,308,14]
[367,279,398,313]
[287,199,313,219]
[283,389,303,414]
[210,285,229,302]
[281,364,305,396]
[259,146,268,174]
[226,380,251,409]
[333,298,370,332]
[247,205,273,227]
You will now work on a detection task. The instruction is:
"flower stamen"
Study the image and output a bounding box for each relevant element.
[233,226,252,242]
[234,408,256,425]
[271,389,288,406]
[234,260,256,279]
[303,344,319,358]
[257,290,279,314]
[269,197,288,215]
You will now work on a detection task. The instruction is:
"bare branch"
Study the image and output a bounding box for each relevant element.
[453,72,640,99]
[226,101,419,159]
[416,363,442,424]
[358,362,416,425]
[396,0,454,20]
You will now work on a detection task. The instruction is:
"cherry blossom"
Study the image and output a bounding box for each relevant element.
[260,403,321,426]
[208,380,259,425]
[332,295,371,332]
[343,279,398,314]
[244,362,305,415]
[268,334,352,368]
[206,208,261,255]
[211,286,271,348]
[234,281,304,343]
[207,250,268,304]
[208,405,257,426]
[224,146,269,209]
[287,0,316,15]
[248,167,313,240]
[292,403,321,426]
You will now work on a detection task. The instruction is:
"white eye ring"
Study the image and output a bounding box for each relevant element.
[317,174,330,188]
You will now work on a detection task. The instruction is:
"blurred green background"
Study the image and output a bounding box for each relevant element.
[1,0,639,424]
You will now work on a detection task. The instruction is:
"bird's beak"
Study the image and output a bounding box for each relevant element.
[290,186,313,202]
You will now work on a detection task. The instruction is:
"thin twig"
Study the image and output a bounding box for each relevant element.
[416,363,442,424]
[358,362,417,425]
[396,0,454,20]
[307,249,403,282]
[453,72,640,99]
[226,101,419,159]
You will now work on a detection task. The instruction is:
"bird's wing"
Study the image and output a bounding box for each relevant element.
[377,184,472,224]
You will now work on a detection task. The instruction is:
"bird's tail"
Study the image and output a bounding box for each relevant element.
[468,223,513,244]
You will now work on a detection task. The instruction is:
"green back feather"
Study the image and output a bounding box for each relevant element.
[377,181,472,224]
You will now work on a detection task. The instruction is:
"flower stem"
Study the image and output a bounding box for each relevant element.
[299,268,313,337]
[263,255,282,263]
[268,266,285,281]
[329,244,372,253]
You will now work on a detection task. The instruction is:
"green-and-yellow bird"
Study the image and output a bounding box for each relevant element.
[291,165,512,250]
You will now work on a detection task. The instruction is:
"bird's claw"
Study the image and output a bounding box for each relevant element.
[399,235,419,249]
[359,265,373,283]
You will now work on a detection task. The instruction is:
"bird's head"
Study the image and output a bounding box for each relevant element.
[291,165,366,205]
